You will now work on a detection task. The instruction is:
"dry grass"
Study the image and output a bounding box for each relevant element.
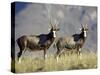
[11,51,97,73]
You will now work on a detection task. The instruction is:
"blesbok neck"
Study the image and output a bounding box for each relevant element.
[48,31,55,39]
[80,32,86,42]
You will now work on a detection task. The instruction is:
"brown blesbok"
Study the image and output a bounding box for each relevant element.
[16,21,60,63]
[54,24,88,61]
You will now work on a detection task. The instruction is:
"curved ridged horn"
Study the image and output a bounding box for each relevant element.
[81,24,84,28]
[48,18,53,31]
[85,24,88,28]
[49,17,53,28]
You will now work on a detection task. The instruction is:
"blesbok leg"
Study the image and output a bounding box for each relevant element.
[55,50,60,62]
[56,49,65,62]
[79,48,82,59]
[44,49,47,60]
[18,49,26,63]
[77,46,82,59]
[17,50,22,61]
[78,48,81,55]
[77,44,82,55]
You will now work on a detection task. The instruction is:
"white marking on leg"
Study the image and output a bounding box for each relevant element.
[18,50,25,63]
[56,56,59,62]
[79,48,82,59]
[78,48,81,55]
[79,48,81,52]
[80,53,82,59]
[18,57,22,63]
[45,54,47,59]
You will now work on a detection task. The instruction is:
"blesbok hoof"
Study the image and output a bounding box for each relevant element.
[56,57,59,62]
[79,53,82,59]
[18,58,22,64]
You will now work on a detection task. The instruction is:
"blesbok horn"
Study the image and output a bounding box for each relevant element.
[48,17,53,31]
[81,24,84,28]
[85,24,88,28]
[79,24,83,31]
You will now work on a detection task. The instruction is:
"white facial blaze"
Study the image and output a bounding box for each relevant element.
[84,30,87,37]
[53,31,56,37]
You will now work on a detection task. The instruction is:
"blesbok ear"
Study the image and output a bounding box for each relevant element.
[84,24,88,31]
[48,27,51,31]
[85,24,88,28]
[86,28,88,31]
[79,24,83,31]
[57,28,60,31]
[48,25,53,31]
[54,23,60,31]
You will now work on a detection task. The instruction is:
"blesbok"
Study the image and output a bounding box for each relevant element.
[54,24,88,61]
[16,22,59,63]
